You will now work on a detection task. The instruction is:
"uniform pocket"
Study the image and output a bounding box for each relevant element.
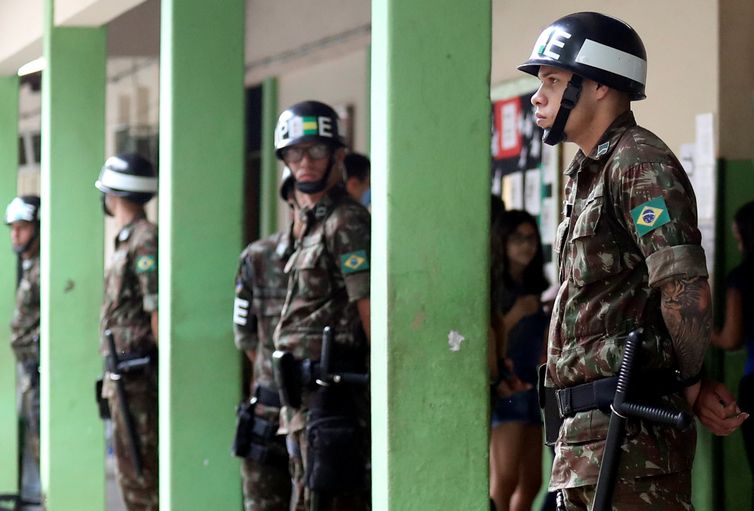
[569,195,622,286]
[295,242,331,300]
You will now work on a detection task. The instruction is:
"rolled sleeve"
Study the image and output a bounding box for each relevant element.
[344,271,370,302]
[143,293,158,313]
[646,244,708,287]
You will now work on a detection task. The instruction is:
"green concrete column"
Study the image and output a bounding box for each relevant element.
[41,0,106,509]
[0,76,19,495]
[260,76,278,237]
[159,1,244,508]
[371,1,491,509]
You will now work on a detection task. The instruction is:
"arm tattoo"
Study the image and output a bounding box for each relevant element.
[660,276,712,379]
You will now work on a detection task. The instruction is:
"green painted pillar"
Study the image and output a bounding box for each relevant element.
[371,1,491,509]
[0,76,19,495]
[41,0,106,509]
[159,1,244,508]
[260,76,278,238]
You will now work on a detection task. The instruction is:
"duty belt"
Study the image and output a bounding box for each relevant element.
[554,368,685,419]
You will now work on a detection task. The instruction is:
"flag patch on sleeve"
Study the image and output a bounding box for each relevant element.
[340,250,369,274]
[135,255,157,273]
[630,197,671,237]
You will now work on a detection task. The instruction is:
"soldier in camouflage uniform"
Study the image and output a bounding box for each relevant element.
[5,195,41,504]
[518,12,747,510]
[232,169,299,510]
[273,100,371,511]
[96,153,159,511]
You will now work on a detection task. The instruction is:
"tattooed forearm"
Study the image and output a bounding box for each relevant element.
[660,276,712,379]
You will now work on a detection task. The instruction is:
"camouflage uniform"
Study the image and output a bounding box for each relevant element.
[274,185,371,511]
[101,215,159,511]
[233,230,293,511]
[547,112,707,508]
[11,255,40,464]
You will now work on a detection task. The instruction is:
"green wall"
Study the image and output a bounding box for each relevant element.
[41,0,106,508]
[159,0,245,508]
[371,0,492,508]
[0,76,19,497]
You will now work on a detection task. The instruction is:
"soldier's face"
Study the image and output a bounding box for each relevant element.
[532,66,572,130]
[285,142,332,185]
[9,221,34,252]
[506,222,538,271]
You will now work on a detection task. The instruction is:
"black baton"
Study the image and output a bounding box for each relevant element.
[105,329,145,478]
[591,330,691,511]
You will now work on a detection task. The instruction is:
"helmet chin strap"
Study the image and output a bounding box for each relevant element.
[101,194,114,217]
[542,74,583,146]
[294,154,336,194]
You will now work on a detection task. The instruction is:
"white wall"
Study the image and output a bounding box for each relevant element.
[492,0,719,164]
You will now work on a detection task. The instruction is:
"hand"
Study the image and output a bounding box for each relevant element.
[504,295,539,329]
[494,358,532,398]
[692,379,749,436]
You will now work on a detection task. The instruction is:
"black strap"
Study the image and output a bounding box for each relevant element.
[542,75,583,146]
[555,368,685,418]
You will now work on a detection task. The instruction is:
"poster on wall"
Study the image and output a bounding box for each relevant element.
[490,82,560,286]
[491,91,544,216]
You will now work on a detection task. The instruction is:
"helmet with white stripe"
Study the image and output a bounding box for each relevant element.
[5,196,40,225]
[519,12,647,100]
[96,153,157,204]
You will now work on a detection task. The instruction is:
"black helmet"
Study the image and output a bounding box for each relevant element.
[95,153,157,204]
[519,12,647,100]
[274,100,345,159]
[5,195,40,225]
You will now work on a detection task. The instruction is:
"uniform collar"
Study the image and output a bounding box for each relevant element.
[115,212,147,245]
[275,225,295,260]
[299,185,347,228]
[565,111,636,176]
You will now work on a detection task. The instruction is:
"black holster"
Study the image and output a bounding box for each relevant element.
[95,377,111,420]
[232,386,283,463]
[538,364,562,446]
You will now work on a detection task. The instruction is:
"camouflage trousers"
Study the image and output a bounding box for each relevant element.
[19,367,40,465]
[287,427,370,511]
[561,470,693,511]
[106,368,159,511]
[240,436,291,511]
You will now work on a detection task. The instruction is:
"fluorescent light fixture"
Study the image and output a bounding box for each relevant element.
[18,57,45,77]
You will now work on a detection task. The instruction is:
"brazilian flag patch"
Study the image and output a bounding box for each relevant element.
[631,197,671,237]
[135,255,156,274]
[340,250,369,274]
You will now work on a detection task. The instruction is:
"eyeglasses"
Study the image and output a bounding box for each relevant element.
[282,143,331,163]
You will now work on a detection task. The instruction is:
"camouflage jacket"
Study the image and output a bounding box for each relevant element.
[101,215,158,356]
[274,186,370,431]
[233,228,293,393]
[274,186,370,357]
[10,255,40,364]
[547,111,706,489]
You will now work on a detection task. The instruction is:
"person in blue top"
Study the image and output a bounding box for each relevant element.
[489,206,549,511]
[713,201,754,506]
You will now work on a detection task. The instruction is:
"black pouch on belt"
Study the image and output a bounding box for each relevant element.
[94,377,111,420]
[305,415,366,492]
[538,364,563,446]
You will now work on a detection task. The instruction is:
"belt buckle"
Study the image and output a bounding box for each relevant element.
[555,388,572,418]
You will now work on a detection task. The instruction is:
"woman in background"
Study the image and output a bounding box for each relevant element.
[712,201,754,508]
[489,206,549,511]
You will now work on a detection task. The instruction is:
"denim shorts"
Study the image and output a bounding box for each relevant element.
[491,388,542,428]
